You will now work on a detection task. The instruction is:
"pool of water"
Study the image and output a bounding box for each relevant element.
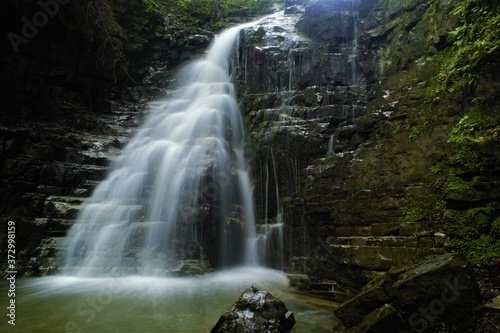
[1,267,338,333]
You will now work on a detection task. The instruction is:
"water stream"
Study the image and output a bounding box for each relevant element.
[63,19,262,276]
[256,148,285,269]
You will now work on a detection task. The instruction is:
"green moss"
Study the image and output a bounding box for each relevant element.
[400,206,425,223]
[429,165,441,174]
[445,206,493,239]
[441,1,500,96]
[176,0,279,29]
[377,0,418,14]
[446,235,500,263]
[448,112,500,172]
[373,0,500,264]
[444,203,500,263]
[444,176,472,196]
[400,200,446,223]
[441,94,500,264]
[491,216,500,237]
[420,1,500,119]
[142,0,163,14]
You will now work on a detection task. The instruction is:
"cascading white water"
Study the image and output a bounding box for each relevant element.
[256,148,284,269]
[62,21,260,277]
[326,135,335,156]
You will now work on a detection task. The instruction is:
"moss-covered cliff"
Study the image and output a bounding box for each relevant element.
[360,0,500,264]
[236,0,500,295]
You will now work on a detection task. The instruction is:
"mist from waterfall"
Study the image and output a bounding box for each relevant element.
[62,21,261,277]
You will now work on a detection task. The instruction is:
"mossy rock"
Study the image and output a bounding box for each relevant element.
[345,304,408,333]
[334,253,481,330]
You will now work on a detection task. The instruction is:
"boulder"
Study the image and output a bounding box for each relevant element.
[346,304,408,333]
[211,286,295,333]
[334,253,482,331]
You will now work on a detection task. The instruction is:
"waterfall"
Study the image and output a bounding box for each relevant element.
[326,135,335,156]
[256,148,284,270]
[348,12,358,88]
[348,0,359,89]
[62,21,260,277]
[348,0,362,120]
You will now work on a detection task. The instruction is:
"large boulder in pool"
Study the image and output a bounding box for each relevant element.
[211,286,295,333]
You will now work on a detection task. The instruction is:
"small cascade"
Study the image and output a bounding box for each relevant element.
[256,148,284,270]
[348,10,359,88]
[287,38,295,92]
[326,135,335,156]
[278,32,298,114]
[61,19,263,277]
[348,0,362,119]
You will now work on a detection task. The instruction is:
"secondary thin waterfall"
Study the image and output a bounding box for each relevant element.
[62,22,259,276]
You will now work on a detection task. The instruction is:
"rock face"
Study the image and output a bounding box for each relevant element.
[236,0,371,272]
[334,253,482,332]
[0,103,140,276]
[211,286,295,333]
[239,0,500,292]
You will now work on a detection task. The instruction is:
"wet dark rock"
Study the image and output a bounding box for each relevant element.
[211,286,295,333]
[345,303,408,333]
[284,6,303,15]
[0,100,141,276]
[284,0,307,6]
[297,1,357,43]
[334,253,482,331]
[288,273,353,302]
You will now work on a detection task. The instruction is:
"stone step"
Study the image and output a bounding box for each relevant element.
[34,218,169,236]
[36,184,67,196]
[326,244,445,271]
[325,231,445,247]
[27,190,109,222]
[330,222,422,236]
[26,236,66,275]
[288,274,353,302]
[256,223,284,233]
[34,218,76,234]
[68,187,91,197]
[81,179,101,189]
[45,195,85,204]
[260,105,366,122]
[2,156,108,189]
[326,236,420,247]
[42,195,85,219]
[33,184,92,198]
